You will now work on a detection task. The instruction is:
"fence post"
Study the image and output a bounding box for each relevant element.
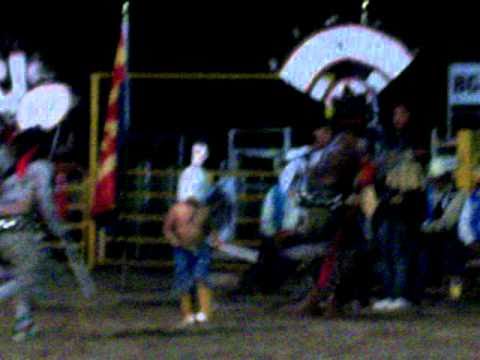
[88,73,101,268]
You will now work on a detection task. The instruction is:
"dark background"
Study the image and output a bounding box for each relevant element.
[0,0,478,168]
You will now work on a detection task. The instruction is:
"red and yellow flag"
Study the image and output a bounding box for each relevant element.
[92,3,129,215]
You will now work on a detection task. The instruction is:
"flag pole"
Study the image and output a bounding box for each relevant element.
[119,0,131,289]
[122,1,130,136]
[117,0,131,207]
[91,1,131,217]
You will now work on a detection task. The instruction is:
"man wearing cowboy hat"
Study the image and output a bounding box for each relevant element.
[421,156,468,302]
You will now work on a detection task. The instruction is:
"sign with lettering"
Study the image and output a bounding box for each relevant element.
[449,63,480,105]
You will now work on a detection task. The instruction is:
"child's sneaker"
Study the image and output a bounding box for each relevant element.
[12,315,37,342]
[175,314,195,330]
[195,312,208,323]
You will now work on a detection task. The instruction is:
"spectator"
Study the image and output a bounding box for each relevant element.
[291,94,371,316]
[240,128,333,294]
[163,197,220,327]
[457,167,480,297]
[422,156,467,301]
[371,103,427,312]
[165,142,218,328]
[177,142,211,203]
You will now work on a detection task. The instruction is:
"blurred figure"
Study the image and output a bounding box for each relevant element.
[164,197,220,327]
[292,95,371,316]
[281,126,333,199]
[458,168,480,249]
[457,167,480,296]
[177,142,211,203]
[381,104,428,166]
[306,126,333,171]
[372,104,430,313]
[389,104,420,151]
[422,156,467,301]
[244,154,311,293]
[165,142,218,328]
[239,127,333,294]
[369,103,428,312]
[372,157,426,311]
[0,128,95,341]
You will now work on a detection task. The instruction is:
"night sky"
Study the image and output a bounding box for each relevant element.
[0,1,478,167]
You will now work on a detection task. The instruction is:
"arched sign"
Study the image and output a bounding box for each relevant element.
[280,23,415,102]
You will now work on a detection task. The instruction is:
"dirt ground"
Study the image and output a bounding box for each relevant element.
[1,269,480,360]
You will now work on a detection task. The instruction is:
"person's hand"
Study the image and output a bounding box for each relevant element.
[345,194,359,206]
[210,235,223,249]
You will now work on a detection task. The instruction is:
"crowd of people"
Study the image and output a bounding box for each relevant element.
[3,97,479,339]
[249,99,480,317]
[163,96,480,329]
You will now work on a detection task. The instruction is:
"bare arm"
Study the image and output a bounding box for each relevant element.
[208,230,222,248]
[163,205,179,246]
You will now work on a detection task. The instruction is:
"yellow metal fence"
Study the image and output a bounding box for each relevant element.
[47,169,94,264]
[84,73,480,270]
[88,72,280,269]
[93,169,276,270]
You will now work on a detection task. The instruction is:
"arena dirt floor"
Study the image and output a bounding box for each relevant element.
[2,268,480,359]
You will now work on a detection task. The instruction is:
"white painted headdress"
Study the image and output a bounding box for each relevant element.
[0,51,73,133]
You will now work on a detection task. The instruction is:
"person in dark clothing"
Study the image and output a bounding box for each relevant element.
[372,103,428,311]
[291,94,373,316]
[371,165,426,310]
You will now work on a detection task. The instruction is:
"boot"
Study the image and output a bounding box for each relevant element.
[323,294,338,318]
[289,287,322,316]
[12,300,37,342]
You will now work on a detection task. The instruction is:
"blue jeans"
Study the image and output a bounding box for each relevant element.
[377,220,412,299]
[173,243,212,296]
